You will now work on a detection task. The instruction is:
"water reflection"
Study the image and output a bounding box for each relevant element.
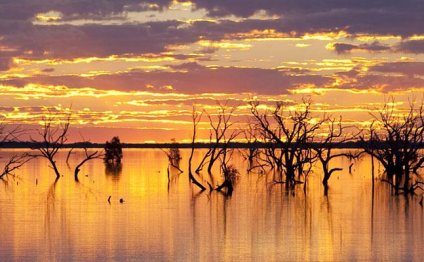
[0,149,422,261]
[105,162,123,180]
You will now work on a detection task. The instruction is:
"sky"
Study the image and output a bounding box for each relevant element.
[1,0,424,143]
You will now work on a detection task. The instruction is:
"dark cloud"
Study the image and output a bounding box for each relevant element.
[339,74,424,92]
[41,68,55,73]
[1,21,198,60]
[0,57,12,71]
[189,0,424,37]
[370,62,424,76]
[0,0,423,75]
[331,42,391,54]
[0,0,171,21]
[397,40,424,54]
[331,62,424,91]
[0,63,331,95]
[330,40,424,55]
[190,0,407,17]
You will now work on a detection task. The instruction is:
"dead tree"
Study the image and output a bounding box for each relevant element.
[361,100,424,194]
[188,107,206,191]
[195,102,239,175]
[0,118,31,178]
[74,147,101,182]
[0,153,33,179]
[296,147,316,193]
[214,127,240,195]
[313,117,356,191]
[250,99,322,188]
[161,138,183,173]
[241,122,261,172]
[31,111,71,179]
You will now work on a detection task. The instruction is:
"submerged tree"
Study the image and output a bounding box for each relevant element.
[313,117,357,193]
[250,99,322,189]
[188,107,206,191]
[104,136,123,164]
[361,100,424,194]
[195,102,239,175]
[241,122,261,172]
[194,102,240,193]
[31,110,71,179]
[162,138,182,172]
[0,119,32,179]
[187,102,241,193]
[74,146,101,182]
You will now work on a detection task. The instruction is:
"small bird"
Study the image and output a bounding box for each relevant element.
[419,196,423,207]
[107,196,111,204]
[119,198,125,203]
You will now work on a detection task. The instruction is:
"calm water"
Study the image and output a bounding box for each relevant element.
[0,149,423,261]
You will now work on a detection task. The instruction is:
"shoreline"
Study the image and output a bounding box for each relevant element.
[2,141,423,149]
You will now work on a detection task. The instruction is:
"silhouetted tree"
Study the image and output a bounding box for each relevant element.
[0,119,32,179]
[74,147,101,182]
[162,138,182,173]
[195,102,239,175]
[241,122,261,172]
[31,110,71,179]
[361,100,424,194]
[0,153,33,179]
[250,99,322,188]
[104,136,123,164]
[191,102,240,193]
[188,107,206,191]
[313,117,356,193]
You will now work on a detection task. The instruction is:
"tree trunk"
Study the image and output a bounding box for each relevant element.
[74,168,80,182]
[50,160,61,178]
[285,165,295,188]
[403,164,411,194]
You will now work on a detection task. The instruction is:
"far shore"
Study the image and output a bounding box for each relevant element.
[2,141,423,149]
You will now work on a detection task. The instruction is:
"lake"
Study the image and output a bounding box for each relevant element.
[0,149,423,261]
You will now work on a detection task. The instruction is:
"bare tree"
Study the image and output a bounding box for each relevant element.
[31,110,71,179]
[194,102,239,175]
[161,138,183,173]
[188,107,206,191]
[0,153,33,179]
[240,122,261,172]
[74,147,101,182]
[250,99,322,188]
[0,118,32,179]
[313,117,356,192]
[361,100,424,194]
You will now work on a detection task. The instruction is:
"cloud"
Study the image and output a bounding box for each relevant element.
[1,21,200,60]
[0,57,13,71]
[0,1,423,72]
[0,0,171,21]
[1,63,331,95]
[339,74,424,92]
[397,40,424,54]
[370,62,424,76]
[189,0,424,37]
[329,42,391,54]
[329,40,424,54]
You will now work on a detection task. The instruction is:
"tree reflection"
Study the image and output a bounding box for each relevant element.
[105,162,123,180]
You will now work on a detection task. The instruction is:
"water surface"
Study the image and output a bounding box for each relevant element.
[0,149,423,261]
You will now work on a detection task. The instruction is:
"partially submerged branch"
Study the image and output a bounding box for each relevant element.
[0,153,34,179]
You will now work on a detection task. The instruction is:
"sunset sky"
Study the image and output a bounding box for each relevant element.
[1,0,424,142]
